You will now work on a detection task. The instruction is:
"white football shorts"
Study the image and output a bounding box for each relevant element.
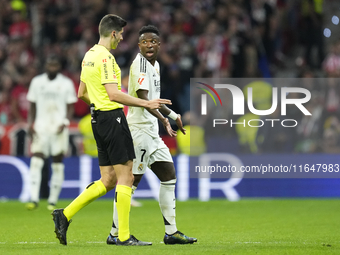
[30,128,69,156]
[130,127,173,175]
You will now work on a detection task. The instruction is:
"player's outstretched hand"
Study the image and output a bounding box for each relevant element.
[175,114,186,135]
[147,98,171,110]
[162,118,177,137]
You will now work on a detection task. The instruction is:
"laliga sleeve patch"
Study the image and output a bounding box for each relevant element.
[138,78,144,85]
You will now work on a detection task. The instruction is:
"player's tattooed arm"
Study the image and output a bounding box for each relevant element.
[66,104,74,121]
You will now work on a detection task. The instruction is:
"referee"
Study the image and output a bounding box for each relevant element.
[52,14,171,246]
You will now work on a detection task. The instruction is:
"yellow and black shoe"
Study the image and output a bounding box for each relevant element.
[164,231,197,245]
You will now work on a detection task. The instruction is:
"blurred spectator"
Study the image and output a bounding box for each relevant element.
[78,113,97,157]
[0,73,13,124]
[258,107,295,153]
[9,0,31,42]
[176,112,206,156]
[172,7,194,36]
[247,0,279,63]
[193,9,209,35]
[295,96,323,153]
[0,20,9,50]
[10,65,37,123]
[320,123,340,153]
[323,40,340,77]
[225,14,250,77]
[0,89,11,125]
[243,80,274,110]
[300,0,324,68]
[235,111,259,153]
[323,78,340,116]
[196,20,230,78]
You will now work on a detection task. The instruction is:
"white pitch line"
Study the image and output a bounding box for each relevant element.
[235,242,262,244]
[15,242,55,244]
[2,241,337,245]
[5,241,106,245]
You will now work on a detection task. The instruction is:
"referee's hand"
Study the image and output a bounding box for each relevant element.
[147,98,172,110]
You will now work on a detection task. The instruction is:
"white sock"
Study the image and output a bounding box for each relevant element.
[110,185,137,236]
[159,179,177,235]
[48,162,64,205]
[29,157,44,203]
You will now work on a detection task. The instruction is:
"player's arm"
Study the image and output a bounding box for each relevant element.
[159,102,186,135]
[78,81,91,105]
[27,102,36,139]
[137,89,177,137]
[66,104,74,121]
[104,83,171,110]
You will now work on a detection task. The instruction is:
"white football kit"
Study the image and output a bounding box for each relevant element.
[127,53,173,174]
[27,73,77,156]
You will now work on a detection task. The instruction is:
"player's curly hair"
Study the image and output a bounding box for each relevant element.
[46,54,60,64]
[138,25,160,36]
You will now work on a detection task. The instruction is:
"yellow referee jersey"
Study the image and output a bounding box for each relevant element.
[80,44,123,111]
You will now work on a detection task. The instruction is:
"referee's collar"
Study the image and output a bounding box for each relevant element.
[96,44,110,51]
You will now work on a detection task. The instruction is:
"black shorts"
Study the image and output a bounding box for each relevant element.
[92,108,135,166]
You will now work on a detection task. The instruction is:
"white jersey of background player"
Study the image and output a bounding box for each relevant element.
[26,55,77,211]
[28,74,76,134]
[108,25,197,245]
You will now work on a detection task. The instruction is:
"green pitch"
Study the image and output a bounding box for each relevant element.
[0,199,339,255]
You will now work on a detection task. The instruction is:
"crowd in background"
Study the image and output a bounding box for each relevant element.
[1,0,340,154]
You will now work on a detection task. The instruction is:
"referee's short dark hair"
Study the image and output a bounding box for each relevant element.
[138,25,160,37]
[99,14,127,37]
